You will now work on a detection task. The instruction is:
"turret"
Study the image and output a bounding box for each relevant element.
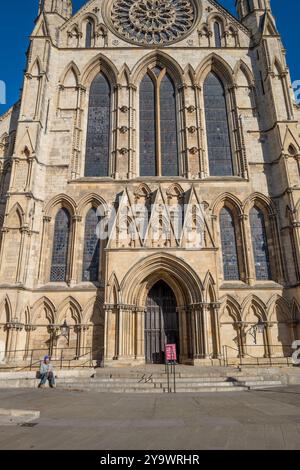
[38,0,72,19]
[235,0,272,35]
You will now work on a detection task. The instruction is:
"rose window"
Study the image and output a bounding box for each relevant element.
[111,0,196,46]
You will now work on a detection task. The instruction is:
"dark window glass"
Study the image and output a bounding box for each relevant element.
[160,74,179,177]
[140,74,156,176]
[86,22,93,48]
[50,208,70,282]
[82,207,100,282]
[220,207,240,281]
[214,22,222,48]
[85,74,111,177]
[250,207,271,280]
[204,72,233,176]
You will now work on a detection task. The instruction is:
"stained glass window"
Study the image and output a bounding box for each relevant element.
[160,74,179,177]
[139,69,179,177]
[82,207,101,282]
[204,72,233,176]
[250,206,271,280]
[140,74,156,176]
[86,22,93,48]
[220,207,240,280]
[85,73,111,177]
[214,22,222,48]
[50,208,70,282]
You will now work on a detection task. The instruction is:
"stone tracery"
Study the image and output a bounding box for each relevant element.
[111,0,196,45]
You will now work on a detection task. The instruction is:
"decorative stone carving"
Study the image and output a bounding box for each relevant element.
[110,0,197,46]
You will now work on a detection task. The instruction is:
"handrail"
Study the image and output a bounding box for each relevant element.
[0,347,105,371]
[223,344,293,367]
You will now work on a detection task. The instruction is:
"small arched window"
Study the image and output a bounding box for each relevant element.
[140,67,179,177]
[82,207,101,282]
[220,207,240,280]
[250,206,271,280]
[214,22,222,48]
[85,73,111,177]
[50,208,71,282]
[204,72,233,176]
[85,21,93,48]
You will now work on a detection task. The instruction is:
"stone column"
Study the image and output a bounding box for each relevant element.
[178,307,189,363]
[69,215,82,286]
[212,303,222,358]
[6,322,24,362]
[135,307,145,361]
[38,216,51,285]
[202,303,210,358]
[239,214,253,284]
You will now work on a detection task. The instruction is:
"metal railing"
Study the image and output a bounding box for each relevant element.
[0,347,104,371]
[222,344,294,367]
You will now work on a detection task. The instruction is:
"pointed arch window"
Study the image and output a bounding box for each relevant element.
[82,207,101,282]
[140,67,179,177]
[214,22,222,48]
[250,206,271,280]
[204,72,233,177]
[85,21,93,48]
[85,73,111,177]
[50,208,71,282]
[220,207,240,280]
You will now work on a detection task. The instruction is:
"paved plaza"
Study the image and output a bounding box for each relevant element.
[0,386,300,450]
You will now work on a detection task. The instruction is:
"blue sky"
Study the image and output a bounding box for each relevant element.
[0,0,299,114]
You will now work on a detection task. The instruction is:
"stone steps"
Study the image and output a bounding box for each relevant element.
[0,366,288,392]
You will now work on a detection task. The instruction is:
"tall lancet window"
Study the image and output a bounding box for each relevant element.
[250,206,271,280]
[220,207,240,280]
[140,67,179,177]
[214,22,222,48]
[204,72,233,177]
[85,73,111,177]
[82,207,101,282]
[85,21,93,48]
[50,208,71,282]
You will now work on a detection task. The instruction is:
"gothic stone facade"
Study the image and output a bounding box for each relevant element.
[0,0,300,366]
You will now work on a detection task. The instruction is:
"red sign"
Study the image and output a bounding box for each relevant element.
[165,344,177,362]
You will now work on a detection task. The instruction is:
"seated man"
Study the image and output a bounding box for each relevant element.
[38,355,56,389]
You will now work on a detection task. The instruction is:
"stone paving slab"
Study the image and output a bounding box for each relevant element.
[0,387,300,449]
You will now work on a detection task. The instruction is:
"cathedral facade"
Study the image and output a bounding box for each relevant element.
[0,0,300,366]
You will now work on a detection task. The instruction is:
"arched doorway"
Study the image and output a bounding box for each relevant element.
[145,280,180,364]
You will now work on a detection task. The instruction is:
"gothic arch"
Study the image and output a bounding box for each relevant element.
[106,272,121,305]
[241,294,267,322]
[243,192,275,216]
[219,294,242,322]
[196,53,234,86]
[0,295,12,323]
[120,252,203,307]
[81,54,118,88]
[233,60,255,87]
[267,294,291,322]
[203,271,217,303]
[82,296,104,324]
[77,193,108,217]
[6,202,25,228]
[207,13,227,30]
[56,296,83,324]
[79,13,98,34]
[31,296,56,325]
[131,51,183,87]
[29,57,42,77]
[44,194,77,219]
[59,62,80,87]
[211,192,243,217]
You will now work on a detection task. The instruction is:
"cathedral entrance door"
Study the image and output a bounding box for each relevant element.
[145,280,180,364]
